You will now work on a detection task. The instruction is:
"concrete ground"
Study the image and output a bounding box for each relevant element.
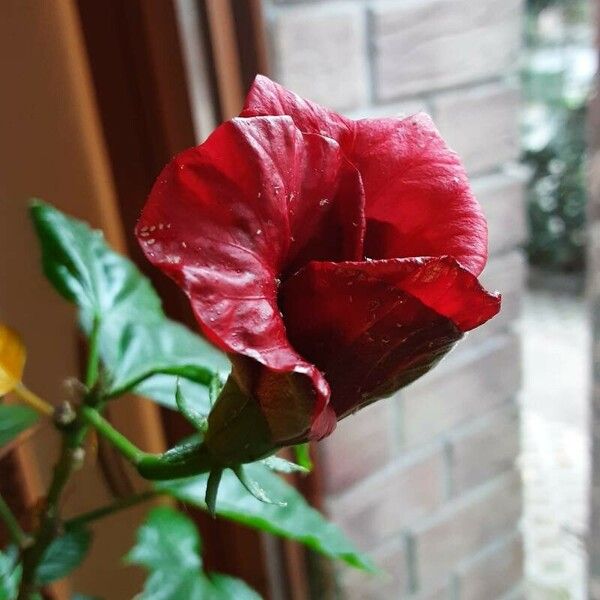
[520,286,591,599]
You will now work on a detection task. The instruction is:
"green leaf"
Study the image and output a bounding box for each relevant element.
[157,463,373,571]
[261,455,309,475]
[36,527,92,585]
[134,375,212,412]
[208,574,261,598]
[0,546,21,600]
[0,404,38,448]
[127,507,261,600]
[29,201,229,400]
[72,595,102,600]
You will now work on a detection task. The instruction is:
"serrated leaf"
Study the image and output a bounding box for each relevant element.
[29,201,229,400]
[0,405,38,448]
[134,375,213,412]
[261,455,309,474]
[208,573,262,598]
[36,527,92,585]
[0,325,25,396]
[157,463,373,571]
[0,546,21,600]
[127,507,261,600]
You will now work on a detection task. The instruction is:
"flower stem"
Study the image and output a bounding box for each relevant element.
[65,490,159,530]
[79,406,217,480]
[13,382,54,417]
[0,493,30,549]
[79,405,145,464]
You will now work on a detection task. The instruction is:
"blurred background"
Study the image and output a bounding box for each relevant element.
[0,0,599,598]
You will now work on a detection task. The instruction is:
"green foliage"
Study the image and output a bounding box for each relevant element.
[26,201,373,593]
[0,404,38,448]
[36,527,92,585]
[0,547,21,600]
[523,105,588,270]
[522,0,593,272]
[29,201,229,401]
[158,462,373,571]
[127,507,261,600]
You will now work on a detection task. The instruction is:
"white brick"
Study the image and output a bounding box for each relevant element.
[371,0,522,99]
[449,404,520,495]
[467,250,526,345]
[433,83,521,175]
[473,172,528,256]
[340,537,410,599]
[411,472,522,586]
[401,333,521,448]
[328,447,445,548]
[272,3,368,111]
[457,534,524,600]
[320,400,395,494]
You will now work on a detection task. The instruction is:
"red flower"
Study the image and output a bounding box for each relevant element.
[136,76,500,464]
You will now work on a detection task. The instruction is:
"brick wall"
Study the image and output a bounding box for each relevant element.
[263,1,526,597]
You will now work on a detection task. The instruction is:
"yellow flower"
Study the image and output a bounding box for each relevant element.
[0,324,26,396]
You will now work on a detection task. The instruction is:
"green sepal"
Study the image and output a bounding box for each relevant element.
[233,466,286,506]
[205,469,223,518]
[293,443,313,471]
[175,379,207,432]
[261,455,309,475]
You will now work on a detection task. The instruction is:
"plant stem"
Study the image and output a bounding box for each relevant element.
[79,405,144,464]
[85,316,100,389]
[13,382,54,417]
[65,490,159,530]
[17,437,84,599]
[0,493,29,549]
[79,406,216,479]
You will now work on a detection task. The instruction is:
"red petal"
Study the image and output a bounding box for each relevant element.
[353,114,488,276]
[241,77,488,276]
[280,258,500,418]
[136,115,364,441]
[242,74,354,144]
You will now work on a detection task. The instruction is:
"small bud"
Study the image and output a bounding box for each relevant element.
[64,377,87,399]
[53,401,77,429]
[71,446,86,470]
